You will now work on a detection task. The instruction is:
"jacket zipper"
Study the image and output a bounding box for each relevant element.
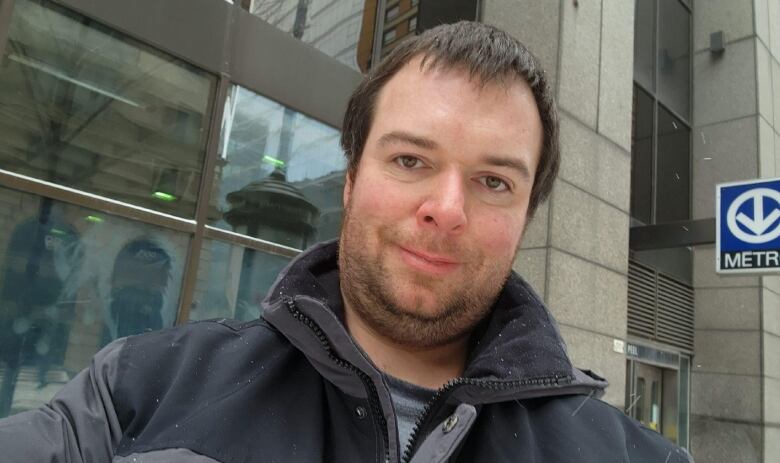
[400,374,573,463]
[285,298,391,463]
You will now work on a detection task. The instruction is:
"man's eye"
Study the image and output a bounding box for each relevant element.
[480,176,510,192]
[395,155,423,169]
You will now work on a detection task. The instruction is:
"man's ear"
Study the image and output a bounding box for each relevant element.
[343,171,353,208]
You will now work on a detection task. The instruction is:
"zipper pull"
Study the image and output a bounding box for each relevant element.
[407,404,477,463]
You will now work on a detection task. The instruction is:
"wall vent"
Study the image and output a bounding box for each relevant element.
[627,259,694,352]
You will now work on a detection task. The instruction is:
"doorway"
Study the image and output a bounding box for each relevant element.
[627,359,683,445]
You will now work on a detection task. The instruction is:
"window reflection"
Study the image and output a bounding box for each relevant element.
[0,186,187,418]
[0,0,216,219]
[657,0,690,120]
[633,0,656,91]
[212,85,345,249]
[655,105,690,223]
[244,0,366,71]
[631,86,654,226]
[190,239,290,321]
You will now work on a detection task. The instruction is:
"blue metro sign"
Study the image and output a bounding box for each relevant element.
[717,178,780,273]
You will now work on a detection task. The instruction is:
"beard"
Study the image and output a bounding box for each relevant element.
[338,201,515,349]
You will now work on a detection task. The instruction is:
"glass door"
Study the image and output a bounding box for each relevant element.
[634,362,664,432]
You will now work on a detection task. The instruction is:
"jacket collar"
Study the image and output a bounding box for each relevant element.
[262,240,607,399]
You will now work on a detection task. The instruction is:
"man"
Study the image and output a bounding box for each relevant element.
[0,22,691,462]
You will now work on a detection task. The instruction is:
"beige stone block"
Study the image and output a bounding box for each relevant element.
[549,182,629,274]
[520,200,549,250]
[756,0,770,46]
[766,426,780,463]
[760,115,776,178]
[559,114,631,212]
[481,0,560,88]
[513,248,547,300]
[695,287,761,330]
[693,0,754,52]
[597,0,634,151]
[558,0,602,128]
[773,57,780,129]
[690,415,762,462]
[547,249,627,339]
[764,289,780,337]
[765,275,780,295]
[764,376,780,423]
[772,0,780,61]
[692,117,758,219]
[758,41,774,126]
[558,324,626,408]
[765,332,780,379]
[691,371,762,422]
[693,39,756,127]
[694,245,760,287]
[693,329,761,375]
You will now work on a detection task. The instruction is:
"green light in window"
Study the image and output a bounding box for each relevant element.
[152,191,177,202]
[263,155,285,168]
[50,228,66,235]
[86,215,104,223]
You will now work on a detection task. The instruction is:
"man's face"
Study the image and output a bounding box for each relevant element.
[339,57,544,348]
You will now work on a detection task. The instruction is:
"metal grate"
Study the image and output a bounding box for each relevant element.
[627,259,694,352]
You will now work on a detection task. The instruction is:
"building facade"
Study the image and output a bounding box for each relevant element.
[0,0,777,461]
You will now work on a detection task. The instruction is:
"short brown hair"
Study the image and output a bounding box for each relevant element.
[340,21,559,218]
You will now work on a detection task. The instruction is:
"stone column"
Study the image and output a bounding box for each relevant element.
[482,0,635,408]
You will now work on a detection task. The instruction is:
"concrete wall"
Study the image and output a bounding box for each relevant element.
[756,0,780,458]
[482,0,634,409]
[691,0,780,461]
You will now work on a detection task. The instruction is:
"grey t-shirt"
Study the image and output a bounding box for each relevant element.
[385,374,437,451]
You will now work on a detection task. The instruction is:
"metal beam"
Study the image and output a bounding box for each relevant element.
[629,218,715,250]
[0,168,197,233]
[53,0,361,129]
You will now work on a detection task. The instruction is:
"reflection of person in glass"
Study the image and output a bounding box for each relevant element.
[0,23,692,462]
[102,240,170,346]
[0,211,80,417]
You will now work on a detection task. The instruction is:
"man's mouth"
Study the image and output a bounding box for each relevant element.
[398,245,460,275]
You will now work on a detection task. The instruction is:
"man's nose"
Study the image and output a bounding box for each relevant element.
[416,170,468,233]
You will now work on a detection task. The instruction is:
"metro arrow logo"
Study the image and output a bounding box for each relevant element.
[727,188,780,244]
[736,196,780,235]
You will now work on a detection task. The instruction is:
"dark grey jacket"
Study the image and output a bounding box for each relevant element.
[0,240,692,462]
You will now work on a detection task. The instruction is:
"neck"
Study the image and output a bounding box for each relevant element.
[343,304,470,390]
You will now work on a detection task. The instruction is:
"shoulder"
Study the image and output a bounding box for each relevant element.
[540,395,692,462]
[467,394,691,462]
[120,317,287,361]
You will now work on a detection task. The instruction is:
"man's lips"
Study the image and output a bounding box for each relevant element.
[398,245,460,275]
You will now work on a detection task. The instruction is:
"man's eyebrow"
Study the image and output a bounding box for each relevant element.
[482,155,533,181]
[376,131,439,150]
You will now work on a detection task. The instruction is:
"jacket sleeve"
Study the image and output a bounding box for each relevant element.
[0,337,126,462]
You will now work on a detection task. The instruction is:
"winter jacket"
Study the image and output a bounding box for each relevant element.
[0,240,692,462]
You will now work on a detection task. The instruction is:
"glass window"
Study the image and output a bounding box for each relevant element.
[655,105,690,223]
[633,0,655,91]
[631,86,654,226]
[212,85,345,249]
[245,0,366,71]
[657,0,690,119]
[0,185,188,418]
[383,28,397,45]
[386,5,400,21]
[0,0,216,219]
[189,239,290,321]
[409,16,417,33]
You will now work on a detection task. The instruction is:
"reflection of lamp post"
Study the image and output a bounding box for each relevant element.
[224,168,319,249]
[223,168,318,320]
